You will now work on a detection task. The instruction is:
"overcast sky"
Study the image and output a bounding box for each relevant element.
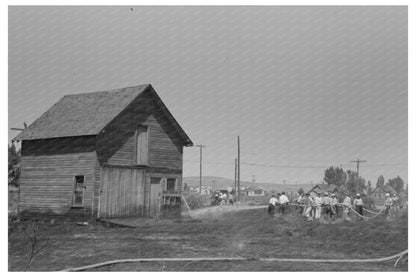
[8,6,407,185]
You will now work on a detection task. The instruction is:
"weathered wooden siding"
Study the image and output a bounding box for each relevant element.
[99,167,145,218]
[92,154,101,218]
[19,152,96,217]
[96,89,184,170]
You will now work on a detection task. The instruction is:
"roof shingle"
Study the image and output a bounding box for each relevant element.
[15,84,150,141]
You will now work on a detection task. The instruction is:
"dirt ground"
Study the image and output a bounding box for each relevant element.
[8,205,408,271]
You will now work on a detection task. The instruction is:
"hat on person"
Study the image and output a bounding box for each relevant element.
[386,193,390,197]
[306,193,310,196]
[356,193,360,197]
[324,192,329,196]
[331,194,336,197]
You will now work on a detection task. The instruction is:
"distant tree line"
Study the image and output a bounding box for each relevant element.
[323,166,406,196]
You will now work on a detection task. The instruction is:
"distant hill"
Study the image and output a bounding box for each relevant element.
[183,176,311,193]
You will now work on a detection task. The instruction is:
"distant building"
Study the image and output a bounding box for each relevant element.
[370,184,397,205]
[307,183,339,197]
[246,186,266,196]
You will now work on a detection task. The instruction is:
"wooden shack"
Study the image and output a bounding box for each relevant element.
[13,84,193,219]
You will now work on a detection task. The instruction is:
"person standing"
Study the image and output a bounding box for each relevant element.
[268,195,278,216]
[342,192,352,221]
[303,193,314,220]
[297,192,304,214]
[392,193,399,211]
[353,194,364,220]
[228,192,234,205]
[315,193,323,219]
[322,192,332,218]
[279,192,290,214]
[330,194,338,218]
[385,193,393,216]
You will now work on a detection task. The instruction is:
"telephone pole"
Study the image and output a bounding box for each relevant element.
[350,158,367,178]
[237,136,241,202]
[195,144,205,194]
[350,158,367,192]
[234,158,237,195]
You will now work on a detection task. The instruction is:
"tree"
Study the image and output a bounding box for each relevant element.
[386,176,405,193]
[323,166,347,187]
[344,170,366,196]
[376,175,384,187]
[8,144,20,187]
[366,180,372,194]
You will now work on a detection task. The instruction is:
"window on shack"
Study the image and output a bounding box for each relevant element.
[166,178,176,192]
[72,175,85,207]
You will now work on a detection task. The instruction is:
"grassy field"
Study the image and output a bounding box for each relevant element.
[8,206,407,271]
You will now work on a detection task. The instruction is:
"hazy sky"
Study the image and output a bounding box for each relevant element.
[8,6,407,185]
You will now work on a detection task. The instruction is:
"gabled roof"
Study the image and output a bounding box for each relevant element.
[14,84,193,146]
[371,184,397,195]
[309,184,338,194]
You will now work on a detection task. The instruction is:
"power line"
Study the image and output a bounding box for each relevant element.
[183,160,407,168]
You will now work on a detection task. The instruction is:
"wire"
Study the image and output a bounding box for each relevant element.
[183,160,407,169]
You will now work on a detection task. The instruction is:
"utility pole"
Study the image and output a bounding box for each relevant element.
[252,175,256,185]
[195,144,205,194]
[234,158,237,195]
[350,158,367,193]
[237,136,240,202]
[350,158,367,178]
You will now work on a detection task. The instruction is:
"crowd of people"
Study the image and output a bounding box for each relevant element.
[268,191,402,221]
[213,191,234,206]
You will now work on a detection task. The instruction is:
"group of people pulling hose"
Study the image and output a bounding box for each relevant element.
[268,191,400,221]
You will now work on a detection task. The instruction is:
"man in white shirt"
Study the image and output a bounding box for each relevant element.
[353,194,364,220]
[385,193,393,216]
[314,193,323,219]
[279,192,290,214]
[392,193,399,211]
[268,195,278,216]
[303,193,315,220]
[297,192,304,214]
[342,193,352,221]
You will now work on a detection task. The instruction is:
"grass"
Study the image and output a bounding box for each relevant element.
[8,206,408,271]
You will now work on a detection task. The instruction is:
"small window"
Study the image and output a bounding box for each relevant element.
[136,125,148,165]
[166,178,176,192]
[72,175,85,207]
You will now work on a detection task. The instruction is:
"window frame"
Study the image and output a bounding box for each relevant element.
[166,178,177,192]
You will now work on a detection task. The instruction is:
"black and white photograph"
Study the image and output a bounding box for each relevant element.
[6,3,409,272]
